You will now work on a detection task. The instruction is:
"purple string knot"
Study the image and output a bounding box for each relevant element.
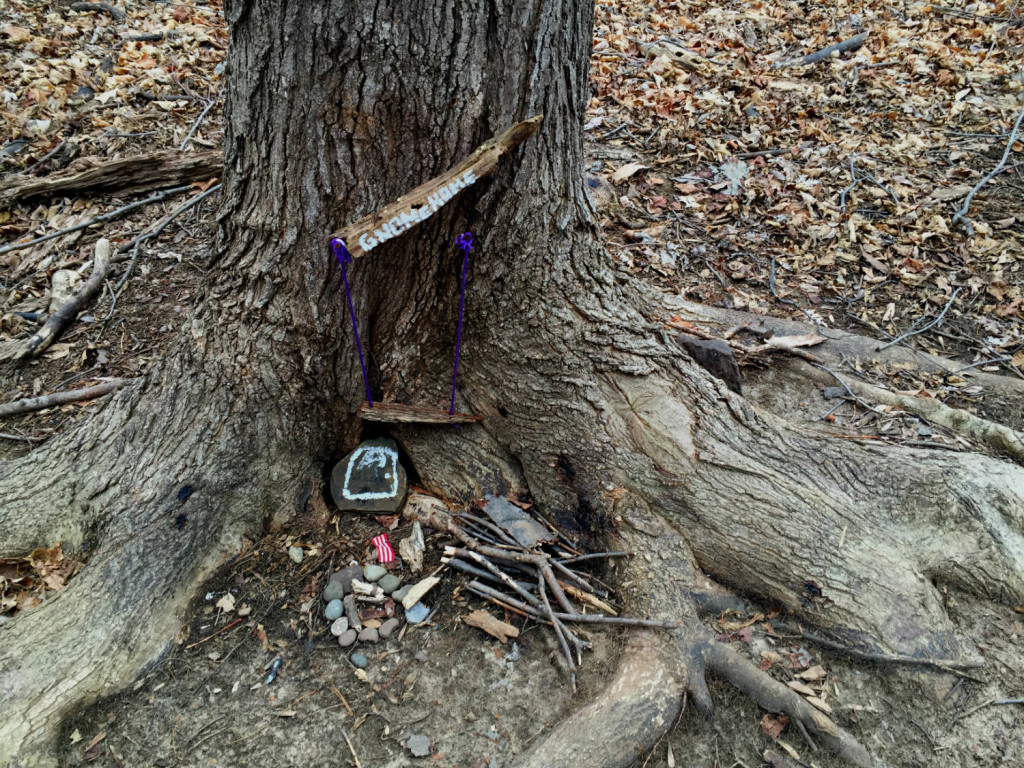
[331,237,352,264]
[456,232,473,253]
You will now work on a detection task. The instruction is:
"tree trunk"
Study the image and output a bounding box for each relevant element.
[2,1,1023,766]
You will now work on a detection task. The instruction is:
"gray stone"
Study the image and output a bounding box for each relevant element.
[338,629,358,647]
[336,564,364,594]
[363,564,387,582]
[378,574,401,594]
[350,652,369,668]
[330,617,349,637]
[405,602,430,624]
[288,545,304,564]
[323,581,346,602]
[392,585,412,603]
[675,333,743,394]
[379,618,400,638]
[406,734,431,758]
[330,437,408,513]
[324,599,344,620]
[358,627,379,643]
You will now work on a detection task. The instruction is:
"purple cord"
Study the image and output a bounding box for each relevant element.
[332,238,373,407]
[450,232,473,415]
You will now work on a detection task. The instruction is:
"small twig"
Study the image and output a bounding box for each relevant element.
[31,140,68,171]
[70,2,127,21]
[557,551,631,565]
[0,185,193,258]
[876,288,961,352]
[783,32,869,67]
[953,98,1024,236]
[539,573,577,688]
[185,618,243,650]
[341,729,361,768]
[180,95,220,151]
[0,379,130,418]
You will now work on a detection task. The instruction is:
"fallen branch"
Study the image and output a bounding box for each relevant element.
[876,288,961,352]
[0,379,130,418]
[0,185,193,258]
[19,239,112,358]
[330,116,542,259]
[70,2,126,21]
[0,150,222,203]
[953,98,1024,236]
[779,32,869,67]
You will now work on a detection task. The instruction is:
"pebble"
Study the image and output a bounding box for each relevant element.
[363,564,387,582]
[379,618,400,638]
[350,652,369,668]
[323,581,346,602]
[337,564,364,594]
[406,733,431,757]
[358,627,380,643]
[324,599,344,620]
[378,574,401,594]
[363,618,382,629]
[392,585,412,603]
[338,629,358,647]
[288,545,304,564]
[405,602,430,624]
[330,617,349,637]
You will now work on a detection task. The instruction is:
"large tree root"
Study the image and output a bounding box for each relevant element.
[514,499,876,768]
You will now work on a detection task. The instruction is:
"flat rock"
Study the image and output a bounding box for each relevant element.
[379,617,400,638]
[378,574,401,594]
[482,495,552,549]
[401,576,440,610]
[330,437,408,513]
[324,599,344,620]
[336,564,364,594]
[363,563,387,582]
[405,601,430,624]
[675,333,743,394]
[358,627,380,643]
[338,629,358,647]
[406,733,431,758]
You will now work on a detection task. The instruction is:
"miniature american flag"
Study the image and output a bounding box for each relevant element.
[372,533,395,563]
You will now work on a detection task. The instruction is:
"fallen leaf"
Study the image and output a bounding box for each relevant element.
[797,664,827,681]
[761,713,789,740]
[463,609,520,643]
[215,593,236,612]
[611,162,648,184]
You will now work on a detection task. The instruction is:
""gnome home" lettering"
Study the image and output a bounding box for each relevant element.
[358,169,478,253]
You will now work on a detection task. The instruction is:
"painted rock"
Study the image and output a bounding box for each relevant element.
[330,438,408,513]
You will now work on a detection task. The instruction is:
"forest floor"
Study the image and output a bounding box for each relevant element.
[1,1,1023,767]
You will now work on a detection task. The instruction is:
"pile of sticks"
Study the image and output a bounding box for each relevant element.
[435,507,679,688]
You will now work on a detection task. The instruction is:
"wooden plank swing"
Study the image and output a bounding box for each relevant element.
[330,116,542,424]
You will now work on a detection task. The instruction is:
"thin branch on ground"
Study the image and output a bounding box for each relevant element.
[179,95,220,151]
[0,185,193,258]
[953,98,1024,236]
[69,2,126,21]
[0,379,130,418]
[876,287,961,352]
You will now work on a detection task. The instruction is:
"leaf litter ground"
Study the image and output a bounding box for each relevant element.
[1,2,1023,768]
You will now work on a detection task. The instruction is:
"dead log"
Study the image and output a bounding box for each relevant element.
[0,379,130,418]
[0,150,222,204]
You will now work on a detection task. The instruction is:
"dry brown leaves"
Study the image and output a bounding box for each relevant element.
[0,542,85,617]
[589,0,1024,383]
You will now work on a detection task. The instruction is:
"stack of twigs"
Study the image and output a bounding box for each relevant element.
[433,503,679,688]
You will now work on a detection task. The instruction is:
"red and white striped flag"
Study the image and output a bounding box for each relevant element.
[372,533,395,563]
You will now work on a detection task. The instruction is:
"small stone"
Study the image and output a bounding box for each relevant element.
[350,652,369,668]
[406,733,431,757]
[405,602,430,624]
[324,599,344,620]
[330,437,408,513]
[288,545,304,564]
[330,617,349,637]
[358,627,380,643]
[338,629,358,647]
[363,564,387,582]
[337,564,364,594]
[392,585,412,603]
[378,574,401,594]
[363,618,382,629]
[323,581,346,602]
[379,618,400,638]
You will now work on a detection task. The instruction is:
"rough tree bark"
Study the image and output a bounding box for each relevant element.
[1,1,1023,766]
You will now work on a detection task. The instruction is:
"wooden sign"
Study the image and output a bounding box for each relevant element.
[330,115,542,259]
